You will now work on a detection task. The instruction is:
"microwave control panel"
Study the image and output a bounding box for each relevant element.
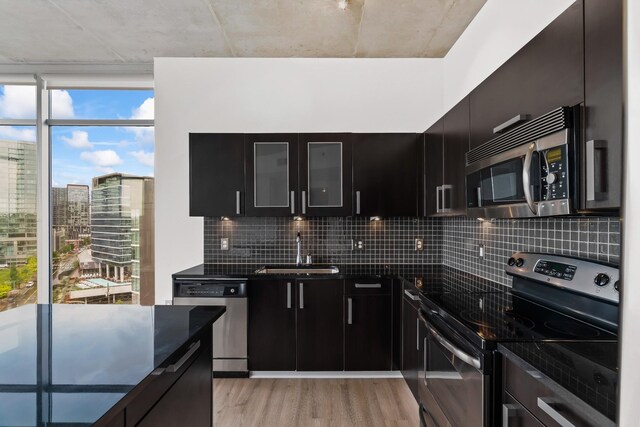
[540,145,569,201]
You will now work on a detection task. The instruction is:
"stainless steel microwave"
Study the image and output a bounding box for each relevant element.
[465,107,578,218]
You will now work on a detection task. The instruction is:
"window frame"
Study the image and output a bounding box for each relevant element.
[0,75,154,306]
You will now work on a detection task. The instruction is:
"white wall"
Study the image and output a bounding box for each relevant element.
[442,0,575,116]
[153,58,443,304]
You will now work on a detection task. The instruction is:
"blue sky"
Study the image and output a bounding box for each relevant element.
[0,85,154,188]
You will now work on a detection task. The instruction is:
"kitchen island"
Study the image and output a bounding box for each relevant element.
[0,304,225,426]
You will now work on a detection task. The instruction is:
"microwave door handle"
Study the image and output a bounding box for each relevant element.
[522,142,538,215]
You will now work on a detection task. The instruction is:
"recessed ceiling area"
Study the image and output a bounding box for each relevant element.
[0,0,486,63]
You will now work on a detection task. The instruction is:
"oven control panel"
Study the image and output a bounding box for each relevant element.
[505,252,619,304]
[534,260,576,281]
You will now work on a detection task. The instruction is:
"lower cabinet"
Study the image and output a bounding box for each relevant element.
[248,280,296,371]
[297,280,344,371]
[401,292,420,400]
[248,278,394,372]
[344,281,392,371]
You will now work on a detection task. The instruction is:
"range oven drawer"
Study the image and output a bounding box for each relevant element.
[503,356,612,427]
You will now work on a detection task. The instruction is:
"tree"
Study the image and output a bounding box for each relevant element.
[9,266,18,289]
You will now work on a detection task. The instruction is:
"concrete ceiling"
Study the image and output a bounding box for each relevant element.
[0,0,486,63]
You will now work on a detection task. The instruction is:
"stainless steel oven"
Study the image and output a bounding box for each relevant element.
[466,106,578,218]
[418,308,490,427]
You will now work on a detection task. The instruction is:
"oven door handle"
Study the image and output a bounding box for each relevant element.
[522,142,538,215]
[419,312,482,370]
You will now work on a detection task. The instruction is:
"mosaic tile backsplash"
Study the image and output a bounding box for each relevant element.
[204,216,621,288]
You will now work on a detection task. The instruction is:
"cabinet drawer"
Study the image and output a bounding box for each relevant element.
[345,279,391,295]
[503,392,543,427]
[504,356,598,427]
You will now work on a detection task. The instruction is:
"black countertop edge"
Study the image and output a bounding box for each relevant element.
[498,342,617,425]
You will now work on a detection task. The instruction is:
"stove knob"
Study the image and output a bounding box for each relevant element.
[546,172,559,185]
[508,257,517,266]
[594,273,610,287]
[614,281,620,292]
[515,258,525,267]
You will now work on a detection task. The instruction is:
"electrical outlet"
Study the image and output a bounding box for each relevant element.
[415,238,424,251]
[352,239,365,251]
[478,243,485,259]
[221,238,229,251]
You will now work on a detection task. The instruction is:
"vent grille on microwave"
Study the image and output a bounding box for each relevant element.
[466,107,572,165]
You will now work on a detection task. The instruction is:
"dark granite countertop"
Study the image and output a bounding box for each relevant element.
[499,341,618,424]
[0,304,225,426]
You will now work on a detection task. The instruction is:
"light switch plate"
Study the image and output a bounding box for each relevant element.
[415,238,424,251]
[221,238,229,251]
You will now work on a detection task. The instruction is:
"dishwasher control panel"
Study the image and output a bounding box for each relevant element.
[175,281,247,298]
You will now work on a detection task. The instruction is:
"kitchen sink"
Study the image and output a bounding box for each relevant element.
[254,265,340,275]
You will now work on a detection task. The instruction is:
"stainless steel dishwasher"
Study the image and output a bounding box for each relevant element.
[173,277,248,377]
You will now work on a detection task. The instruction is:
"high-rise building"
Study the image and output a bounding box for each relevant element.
[91,173,154,305]
[52,187,67,227]
[66,184,90,239]
[0,139,37,267]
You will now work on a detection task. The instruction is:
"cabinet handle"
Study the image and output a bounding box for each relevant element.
[477,187,482,208]
[356,191,361,215]
[287,282,292,309]
[586,140,607,202]
[537,397,575,427]
[502,403,519,426]
[404,289,420,301]
[442,184,453,212]
[493,114,531,134]
[236,191,241,215]
[290,191,295,214]
[347,297,353,325]
[423,337,427,385]
[302,191,307,214]
[166,340,201,373]
[436,186,442,213]
[355,283,381,289]
[416,317,420,351]
[299,282,304,309]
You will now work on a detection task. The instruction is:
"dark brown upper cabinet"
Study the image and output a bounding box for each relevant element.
[583,0,623,210]
[468,1,584,150]
[299,133,353,216]
[353,134,419,217]
[421,120,444,217]
[189,133,245,217]
[245,134,299,216]
[442,97,470,215]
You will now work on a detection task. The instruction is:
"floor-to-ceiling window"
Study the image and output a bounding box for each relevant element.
[0,83,37,312]
[48,88,154,305]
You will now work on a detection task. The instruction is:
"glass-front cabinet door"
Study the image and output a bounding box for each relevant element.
[299,134,352,216]
[245,134,299,216]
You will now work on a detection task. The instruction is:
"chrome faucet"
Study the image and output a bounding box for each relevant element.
[296,232,303,265]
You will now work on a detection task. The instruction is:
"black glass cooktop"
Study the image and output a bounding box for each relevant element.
[420,290,618,350]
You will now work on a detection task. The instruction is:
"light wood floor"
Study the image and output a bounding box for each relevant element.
[214,378,419,427]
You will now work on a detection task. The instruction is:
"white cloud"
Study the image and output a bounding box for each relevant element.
[131,97,154,119]
[51,90,75,119]
[61,130,93,149]
[0,85,36,119]
[0,126,36,142]
[80,150,123,167]
[129,150,154,167]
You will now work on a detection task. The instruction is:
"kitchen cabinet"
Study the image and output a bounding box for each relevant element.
[299,133,353,216]
[344,279,392,371]
[502,393,544,427]
[583,0,623,210]
[402,289,420,401]
[297,279,344,370]
[137,340,213,427]
[248,279,296,371]
[421,120,444,217]
[442,97,470,215]
[189,133,245,217]
[245,133,299,216]
[468,1,584,150]
[352,134,418,217]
